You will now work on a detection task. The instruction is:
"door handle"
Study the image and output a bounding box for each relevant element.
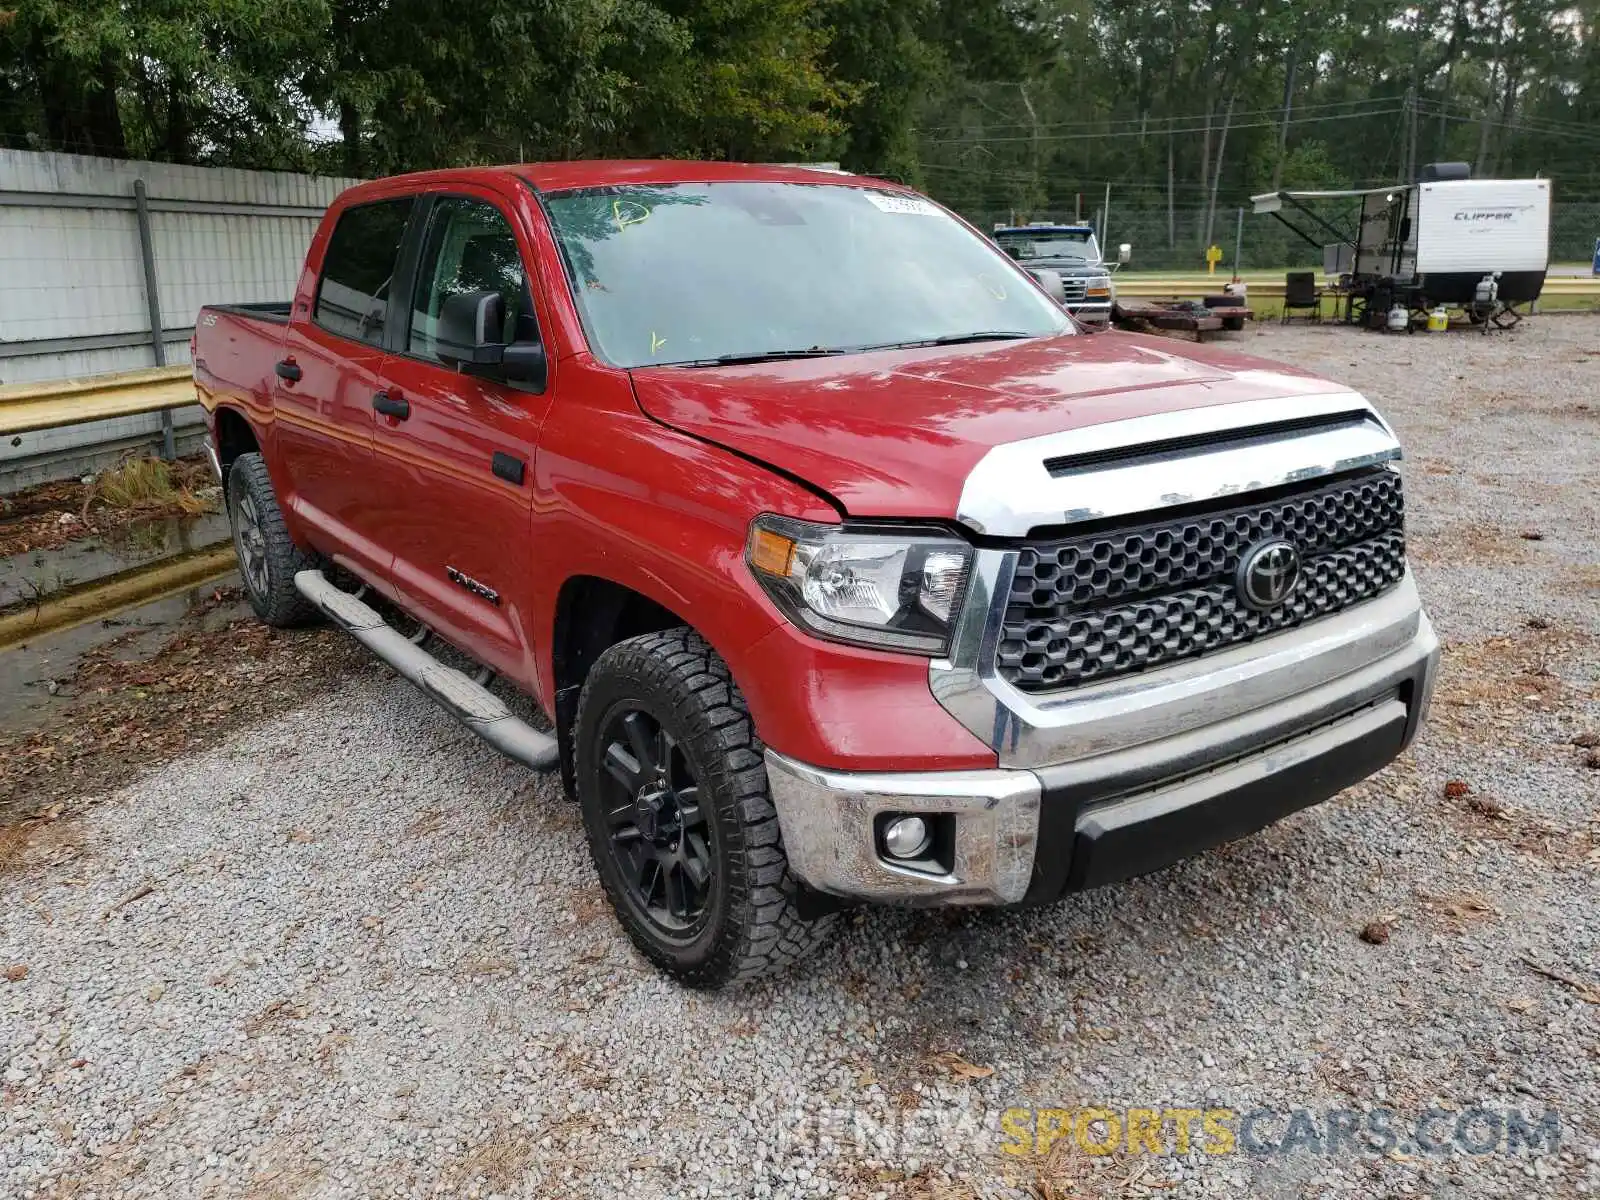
[274,359,302,382]
[372,390,410,420]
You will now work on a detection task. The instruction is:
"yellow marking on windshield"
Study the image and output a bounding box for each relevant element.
[980,274,1008,301]
[613,200,651,231]
[651,331,667,355]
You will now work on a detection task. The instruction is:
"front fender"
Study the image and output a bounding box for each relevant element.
[529,361,995,773]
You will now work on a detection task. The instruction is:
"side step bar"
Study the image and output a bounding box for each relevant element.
[294,569,559,770]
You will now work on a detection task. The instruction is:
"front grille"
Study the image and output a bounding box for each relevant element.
[1059,279,1088,302]
[995,470,1406,692]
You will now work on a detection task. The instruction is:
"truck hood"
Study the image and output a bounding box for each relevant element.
[1021,261,1107,276]
[628,332,1353,521]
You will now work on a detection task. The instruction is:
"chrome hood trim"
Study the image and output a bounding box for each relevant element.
[955,392,1401,536]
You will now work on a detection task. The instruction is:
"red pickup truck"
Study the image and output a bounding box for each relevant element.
[193,161,1439,988]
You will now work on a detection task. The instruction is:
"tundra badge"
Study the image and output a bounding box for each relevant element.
[446,566,501,606]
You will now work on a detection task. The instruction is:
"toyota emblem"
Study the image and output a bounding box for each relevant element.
[1236,538,1301,610]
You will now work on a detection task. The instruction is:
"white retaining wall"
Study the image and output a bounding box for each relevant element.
[0,150,358,491]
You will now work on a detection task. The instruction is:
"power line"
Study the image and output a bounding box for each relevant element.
[1414,100,1600,148]
[910,95,1404,136]
[919,106,1406,147]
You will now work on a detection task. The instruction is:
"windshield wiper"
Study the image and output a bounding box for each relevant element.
[849,330,1037,352]
[667,331,1035,367]
[928,330,1035,345]
[671,347,842,368]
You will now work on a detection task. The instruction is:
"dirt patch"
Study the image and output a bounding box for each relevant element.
[0,597,368,830]
[1429,624,1594,738]
[0,455,218,559]
[1408,522,1536,567]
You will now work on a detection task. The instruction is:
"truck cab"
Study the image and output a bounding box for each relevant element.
[193,163,1437,989]
[991,223,1121,323]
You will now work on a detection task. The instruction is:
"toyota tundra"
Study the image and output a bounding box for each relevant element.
[192,161,1439,988]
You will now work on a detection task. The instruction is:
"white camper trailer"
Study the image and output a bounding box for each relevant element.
[1252,168,1552,322]
[1390,177,1549,304]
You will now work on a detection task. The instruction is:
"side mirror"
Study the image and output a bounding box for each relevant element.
[436,290,506,367]
[500,341,547,391]
[1118,243,1132,264]
[1029,268,1067,303]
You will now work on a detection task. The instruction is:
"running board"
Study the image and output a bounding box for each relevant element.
[294,569,559,771]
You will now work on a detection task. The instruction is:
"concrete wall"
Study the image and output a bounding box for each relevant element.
[0,150,359,491]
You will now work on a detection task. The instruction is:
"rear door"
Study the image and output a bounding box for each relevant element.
[370,189,556,680]
[273,196,414,582]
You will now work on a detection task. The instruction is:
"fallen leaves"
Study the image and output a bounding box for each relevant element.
[1465,794,1508,820]
[244,997,311,1033]
[1521,959,1600,1005]
[1433,893,1498,920]
[4,963,28,982]
[1443,779,1472,800]
[1,613,366,825]
[928,1051,994,1081]
[1359,921,1391,946]
[101,882,155,919]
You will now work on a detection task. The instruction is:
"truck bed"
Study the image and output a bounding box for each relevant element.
[193,302,291,408]
[201,301,291,325]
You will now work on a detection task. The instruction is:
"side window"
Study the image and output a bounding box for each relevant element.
[408,197,536,362]
[314,198,414,345]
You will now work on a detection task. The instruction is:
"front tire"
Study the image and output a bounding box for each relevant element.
[226,452,319,628]
[574,629,836,987]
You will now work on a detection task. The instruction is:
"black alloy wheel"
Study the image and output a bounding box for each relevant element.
[573,629,838,987]
[596,705,714,934]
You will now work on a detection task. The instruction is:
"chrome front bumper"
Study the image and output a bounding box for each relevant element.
[766,571,1438,907]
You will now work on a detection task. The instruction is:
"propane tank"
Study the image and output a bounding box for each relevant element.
[1475,273,1499,306]
[1387,305,1410,332]
[1427,306,1449,332]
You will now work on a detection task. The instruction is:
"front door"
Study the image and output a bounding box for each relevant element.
[370,191,555,682]
[273,195,414,582]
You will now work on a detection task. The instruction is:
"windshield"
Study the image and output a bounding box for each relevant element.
[995,230,1099,264]
[541,182,1071,368]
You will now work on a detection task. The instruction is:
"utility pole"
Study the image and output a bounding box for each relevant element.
[1102,181,1111,248]
[1271,52,1298,192]
[1204,93,1235,249]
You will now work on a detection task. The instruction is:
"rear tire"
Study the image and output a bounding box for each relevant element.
[574,628,837,988]
[226,452,319,628]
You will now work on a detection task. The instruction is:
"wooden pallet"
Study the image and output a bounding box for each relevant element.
[1113,298,1252,341]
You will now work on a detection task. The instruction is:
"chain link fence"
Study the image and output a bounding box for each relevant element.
[958,200,1600,275]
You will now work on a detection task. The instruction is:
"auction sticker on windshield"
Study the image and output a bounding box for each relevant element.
[862,191,940,216]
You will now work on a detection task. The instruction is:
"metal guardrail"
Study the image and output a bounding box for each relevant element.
[0,365,195,437]
[1115,277,1600,299]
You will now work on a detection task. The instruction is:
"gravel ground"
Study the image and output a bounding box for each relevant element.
[3,318,1598,1199]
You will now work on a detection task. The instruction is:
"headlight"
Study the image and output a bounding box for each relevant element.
[746,515,973,655]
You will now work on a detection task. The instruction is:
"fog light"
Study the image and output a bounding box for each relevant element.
[882,815,932,860]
